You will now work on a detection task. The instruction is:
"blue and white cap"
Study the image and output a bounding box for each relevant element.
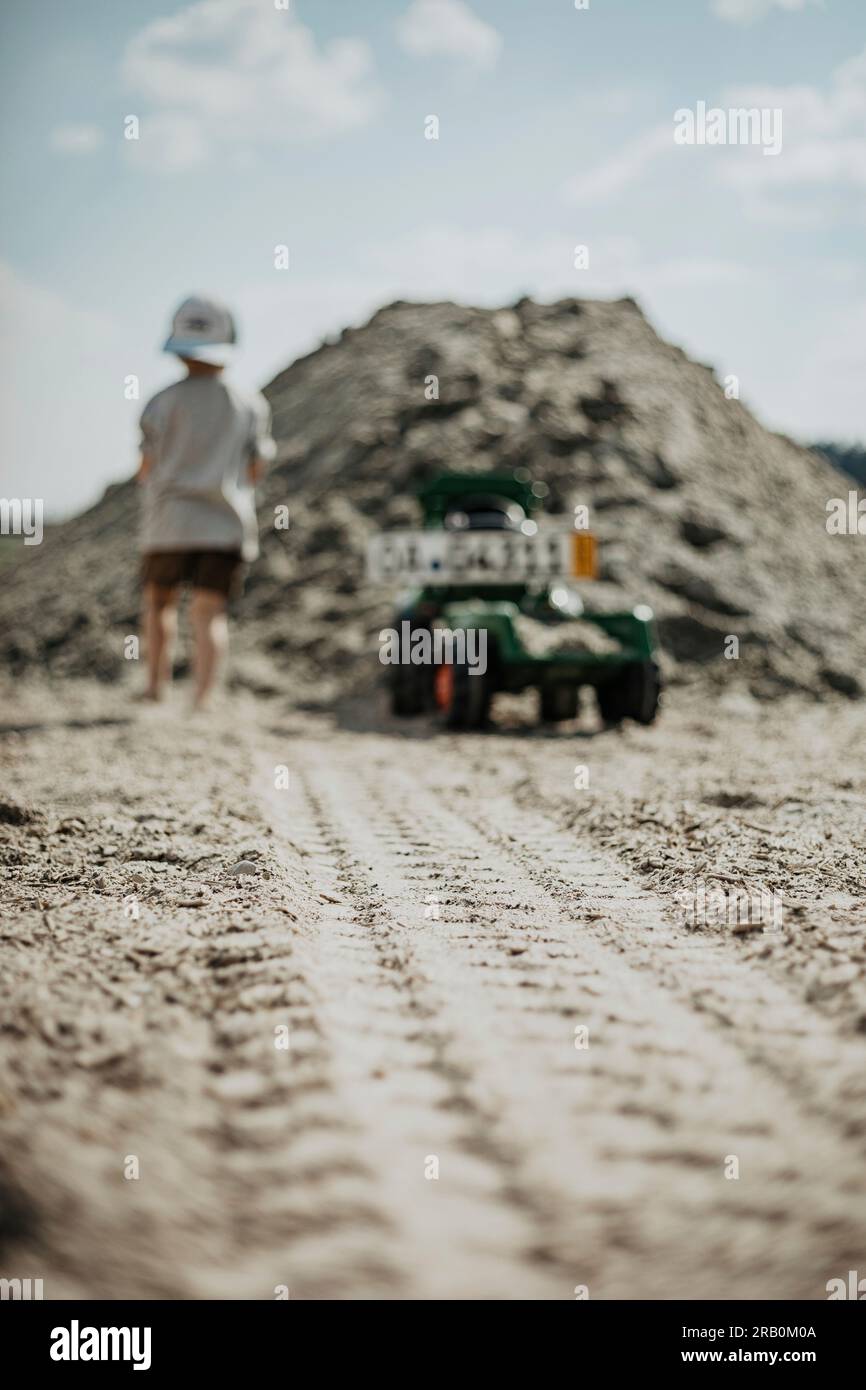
[163,295,237,365]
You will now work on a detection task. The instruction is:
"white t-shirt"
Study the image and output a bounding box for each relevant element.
[139,377,275,561]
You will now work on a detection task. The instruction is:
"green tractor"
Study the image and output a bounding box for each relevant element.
[369,471,661,729]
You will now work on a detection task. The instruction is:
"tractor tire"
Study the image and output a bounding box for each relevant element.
[597,659,661,727]
[540,684,579,723]
[388,624,433,716]
[434,635,496,730]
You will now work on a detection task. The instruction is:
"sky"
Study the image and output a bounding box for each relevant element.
[1,0,864,518]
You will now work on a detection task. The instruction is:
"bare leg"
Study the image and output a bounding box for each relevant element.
[143,583,179,701]
[189,588,229,711]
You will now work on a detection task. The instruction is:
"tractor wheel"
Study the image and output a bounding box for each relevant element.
[597,659,661,727]
[388,625,433,716]
[540,684,579,723]
[434,639,495,730]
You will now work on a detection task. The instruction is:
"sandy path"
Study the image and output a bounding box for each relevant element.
[1,684,864,1299]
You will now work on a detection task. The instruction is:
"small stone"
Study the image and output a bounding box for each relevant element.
[226,860,258,877]
[731,918,764,935]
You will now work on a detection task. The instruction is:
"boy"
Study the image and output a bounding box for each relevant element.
[137,295,275,710]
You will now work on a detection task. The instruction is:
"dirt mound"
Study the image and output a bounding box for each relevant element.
[2,296,863,704]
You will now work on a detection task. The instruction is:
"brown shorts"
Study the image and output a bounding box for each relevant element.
[142,549,244,599]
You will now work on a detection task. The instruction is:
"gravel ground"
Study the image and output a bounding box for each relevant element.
[1,680,864,1300]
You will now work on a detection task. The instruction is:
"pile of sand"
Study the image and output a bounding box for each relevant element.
[2,296,863,705]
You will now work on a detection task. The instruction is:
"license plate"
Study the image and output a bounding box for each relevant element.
[366,529,598,585]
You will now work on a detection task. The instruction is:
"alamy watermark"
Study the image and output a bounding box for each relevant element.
[0,1276,44,1299]
[826,1270,865,1300]
[674,101,782,157]
[50,1320,151,1371]
[0,497,43,545]
[379,621,488,676]
[826,491,865,535]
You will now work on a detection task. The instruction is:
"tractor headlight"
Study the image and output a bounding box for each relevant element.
[551,585,584,616]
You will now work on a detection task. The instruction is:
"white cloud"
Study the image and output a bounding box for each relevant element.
[122,0,383,171]
[560,45,866,218]
[719,50,866,197]
[132,112,211,173]
[563,125,673,203]
[712,0,821,23]
[396,0,502,70]
[49,123,105,154]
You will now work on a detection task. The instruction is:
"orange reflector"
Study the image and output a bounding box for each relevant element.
[571,532,598,579]
[434,664,454,710]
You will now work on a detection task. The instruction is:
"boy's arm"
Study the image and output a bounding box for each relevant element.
[247,396,276,484]
[137,396,160,482]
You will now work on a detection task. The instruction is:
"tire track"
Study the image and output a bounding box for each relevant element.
[255,730,866,1299]
[257,751,564,1299]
